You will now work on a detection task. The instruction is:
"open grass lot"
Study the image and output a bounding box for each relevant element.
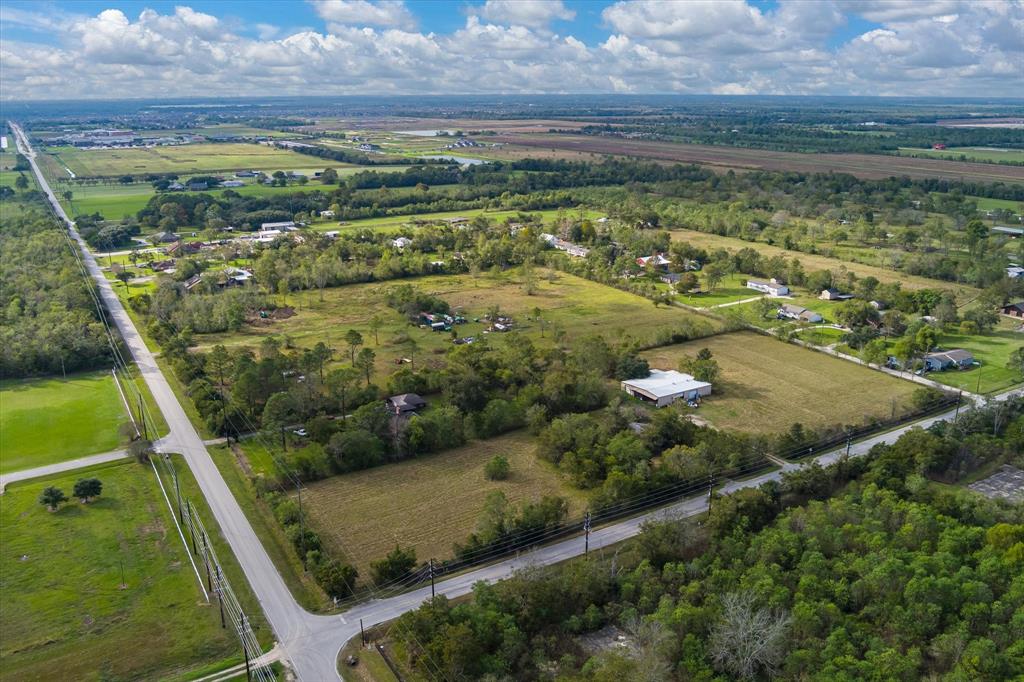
[641,331,921,434]
[0,371,127,473]
[301,430,589,577]
[926,322,1023,394]
[54,167,414,220]
[669,228,980,297]
[0,460,241,681]
[489,133,1024,184]
[194,270,723,376]
[899,147,1024,164]
[678,272,761,308]
[325,206,607,233]
[42,143,317,178]
[968,195,1024,213]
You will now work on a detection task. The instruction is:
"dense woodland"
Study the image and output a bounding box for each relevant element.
[391,398,1024,681]
[0,198,111,377]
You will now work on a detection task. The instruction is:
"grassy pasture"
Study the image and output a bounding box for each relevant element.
[193,270,723,377]
[301,430,588,577]
[922,321,1023,394]
[43,143,317,178]
[899,147,1024,163]
[669,228,980,296]
[641,331,921,434]
[0,371,128,473]
[325,206,607,233]
[0,461,242,681]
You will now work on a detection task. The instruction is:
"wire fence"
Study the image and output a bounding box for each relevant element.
[154,453,276,682]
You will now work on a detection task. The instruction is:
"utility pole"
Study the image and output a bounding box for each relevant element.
[360,618,366,646]
[172,465,182,524]
[202,534,212,594]
[243,636,251,681]
[954,390,962,421]
[138,394,147,440]
[708,471,715,513]
[845,437,851,458]
[583,511,592,555]
[187,501,198,555]
[215,564,226,629]
[296,480,305,569]
[429,558,435,599]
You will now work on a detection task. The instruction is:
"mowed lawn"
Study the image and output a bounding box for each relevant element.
[923,322,1023,394]
[301,431,589,578]
[669,228,980,297]
[194,270,723,377]
[0,371,127,473]
[642,331,921,434]
[44,143,317,178]
[0,461,239,680]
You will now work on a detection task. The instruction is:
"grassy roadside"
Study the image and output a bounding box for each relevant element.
[207,444,329,612]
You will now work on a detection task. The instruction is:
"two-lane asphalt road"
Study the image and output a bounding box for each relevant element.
[12,120,1020,681]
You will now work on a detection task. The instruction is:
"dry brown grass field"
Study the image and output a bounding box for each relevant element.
[642,331,921,434]
[669,228,981,297]
[302,431,588,577]
[491,133,1024,184]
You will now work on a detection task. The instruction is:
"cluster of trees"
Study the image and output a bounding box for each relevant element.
[0,206,111,377]
[391,398,1024,681]
[39,478,103,512]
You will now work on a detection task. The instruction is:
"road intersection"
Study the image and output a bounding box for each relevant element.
[10,120,1021,681]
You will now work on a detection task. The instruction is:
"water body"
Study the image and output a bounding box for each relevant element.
[420,155,487,165]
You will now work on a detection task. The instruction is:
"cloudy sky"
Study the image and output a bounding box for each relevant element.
[1,0,1021,100]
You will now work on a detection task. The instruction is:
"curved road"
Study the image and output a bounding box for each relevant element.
[11,120,1022,681]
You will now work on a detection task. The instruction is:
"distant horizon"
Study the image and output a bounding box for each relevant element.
[2,1,1021,101]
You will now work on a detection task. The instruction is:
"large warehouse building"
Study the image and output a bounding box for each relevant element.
[620,369,712,407]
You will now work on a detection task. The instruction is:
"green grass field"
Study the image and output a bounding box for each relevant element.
[924,322,1023,394]
[193,269,723,378]
[42,143,319,178]
[0,460,242,680]
[301,430,588,578]
[325,206,607,233]
[0,371,128,473]
[968,195,1024,213]
[678,272,761,307]
[899,147,1024,164]
[641,331,921,434]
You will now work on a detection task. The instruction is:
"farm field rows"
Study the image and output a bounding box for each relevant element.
[0,371,128,473]
[641,331,921,434]
[0,460,242,681]
[300,430,588,578]
[41,143,320,178]
[490,133,1024,184]
[193,270,724,376]
[668,228,981,296]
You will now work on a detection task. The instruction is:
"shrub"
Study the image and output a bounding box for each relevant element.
[484,455,511,480]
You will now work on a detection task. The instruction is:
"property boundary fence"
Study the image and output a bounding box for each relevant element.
[154,453,275,682]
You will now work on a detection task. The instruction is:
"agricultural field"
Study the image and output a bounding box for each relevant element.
[325,206,607,233]
[899,147,1024,164]
[301,430,588,577]
[641,331,921,434]
[0,371,128,473]
[41,143,318,178]
[669,228,981,297]
[489,133,1024,184]
[0,460,243,681]
[193,269,724,377]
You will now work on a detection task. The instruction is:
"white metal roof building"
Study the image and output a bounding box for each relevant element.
[620,369,712,407]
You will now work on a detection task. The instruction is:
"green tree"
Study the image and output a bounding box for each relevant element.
[39,486,67,512]
[681,348,721,383]
[262,392,295,450]
[344,329,363,364]
[861,337,888,366]
[368,315,383,346]
[14,174,28,191]
[320,167,338,184]
[1007,346,1024,378]
[355,347,376,385]
[73,478,103,503]
[370,544,417,585]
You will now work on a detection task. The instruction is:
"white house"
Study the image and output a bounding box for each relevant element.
[621,369,712,407]
[779,304,823,323]
[320,209,336,218]
[1007,265,1023,279]
[637,254,671,269]
[747,278,790,296]
[392,237,413,249]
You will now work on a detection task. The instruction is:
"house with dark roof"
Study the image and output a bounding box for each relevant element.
[778,304,823,323]
[1000,301,1024,318]
[386,393,427,415]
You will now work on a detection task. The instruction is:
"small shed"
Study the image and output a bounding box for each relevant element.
[621,369,712,408]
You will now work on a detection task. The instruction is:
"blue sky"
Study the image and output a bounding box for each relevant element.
[0,1,1019,100]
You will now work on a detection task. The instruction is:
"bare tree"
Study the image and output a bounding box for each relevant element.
[709,591,791,680]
